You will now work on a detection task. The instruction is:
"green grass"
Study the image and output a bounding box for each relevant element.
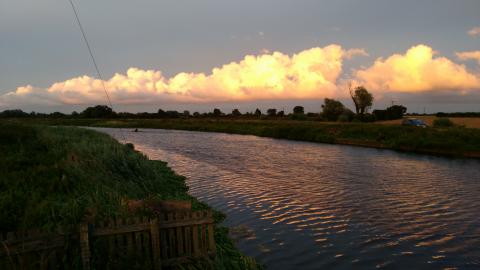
[0,121,262,269]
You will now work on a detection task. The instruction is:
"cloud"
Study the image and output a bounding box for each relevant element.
[353,44,480,93]
[456,50,480,65]
[1,45,364,107]
[344,48,369,59]
[1,44,479,110]
[468,27,480,37]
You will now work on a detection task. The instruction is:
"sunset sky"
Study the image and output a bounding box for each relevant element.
[1,0,479,113]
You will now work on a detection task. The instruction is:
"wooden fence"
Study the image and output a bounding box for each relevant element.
[0,209,216,270]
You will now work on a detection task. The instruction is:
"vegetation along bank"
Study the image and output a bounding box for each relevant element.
[0,121,262,269]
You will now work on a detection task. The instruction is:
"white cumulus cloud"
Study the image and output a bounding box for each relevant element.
[1,45,365,107]
[352,44,480,93]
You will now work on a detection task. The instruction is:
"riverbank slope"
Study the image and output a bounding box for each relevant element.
[0,121,261,269]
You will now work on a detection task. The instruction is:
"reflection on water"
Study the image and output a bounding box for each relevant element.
[96,128,480,269]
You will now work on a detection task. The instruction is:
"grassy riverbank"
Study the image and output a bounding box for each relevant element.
[12,117,480,158]
[0,121,261,269]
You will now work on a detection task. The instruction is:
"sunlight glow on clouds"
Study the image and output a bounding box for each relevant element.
[1,44,479,108]
[353,45,480,93]
[456,51,480,65]
[1,45,364,106]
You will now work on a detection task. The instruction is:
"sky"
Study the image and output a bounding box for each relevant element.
[1,0,479,113]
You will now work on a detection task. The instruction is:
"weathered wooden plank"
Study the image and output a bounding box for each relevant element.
[207,223,216,256]
[134,217,142,257]
[126,218,134,258]
[80,223,91,270]
[200,224,207,255]
[192,225,200,257]
[166,213,175,258]
[157,217,214,229]
[175,212,184,256]
[159,228,168,259]
[158,201,192,212]
[184,223,192,255]
[92,223,150,236]
[115,218,124,252]
[107,223,115,261]
[150,218,161,270]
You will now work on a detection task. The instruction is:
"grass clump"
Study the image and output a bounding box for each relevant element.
[433,117,454,128]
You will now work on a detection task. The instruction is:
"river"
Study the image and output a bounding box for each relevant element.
[96,127,480,269]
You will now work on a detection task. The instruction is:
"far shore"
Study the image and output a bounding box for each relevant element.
[9,117,480,159]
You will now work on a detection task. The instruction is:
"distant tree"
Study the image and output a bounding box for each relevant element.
[80,105,115,118]
[266,108,277,117]
[213,108,223,117]
[321,98,346,121]
[293,106,304,115]
[50,112,66,118]
[339,108,355,122]
[0,109,29,118]
[386,105,407,119]
[231,109,242,117]
[254,108,262,116]
[157,109,167,117]
[71,111,79,118]
[277,110,285,117]
[349,84,373,115]
[374,105,407,121]
[165,111,180,118]
[372,109,387,121]
[193,112,200,117]
[183,110,190,117]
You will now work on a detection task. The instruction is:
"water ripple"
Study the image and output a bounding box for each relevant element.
[96,128,480,270]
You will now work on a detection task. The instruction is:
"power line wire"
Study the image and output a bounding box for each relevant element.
[67,0,127,142]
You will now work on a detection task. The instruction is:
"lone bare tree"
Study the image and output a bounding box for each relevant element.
[348,83,373,115]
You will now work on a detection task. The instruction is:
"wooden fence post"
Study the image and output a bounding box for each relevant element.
[207,211,216,256]
[79,223,91,270]
[150,218,162,270]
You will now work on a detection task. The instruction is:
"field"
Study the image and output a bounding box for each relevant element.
[376,116,480,129]
[0,121,261,269]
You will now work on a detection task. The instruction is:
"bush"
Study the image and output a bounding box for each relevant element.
[433,117,454,127]
[321,98,345,121]
[290,113,307,120]
[337,114,350,122]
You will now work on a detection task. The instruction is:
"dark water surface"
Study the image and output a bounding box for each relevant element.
[96,128,480,270]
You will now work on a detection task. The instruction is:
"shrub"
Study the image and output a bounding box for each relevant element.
[433,117,454,127]
[293,106,304,114]
[337,114,350,122]
[321,98,345,121]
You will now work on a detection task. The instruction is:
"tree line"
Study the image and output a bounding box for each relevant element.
[0,86,414,122]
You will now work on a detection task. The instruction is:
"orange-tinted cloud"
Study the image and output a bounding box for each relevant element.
[1,45,366,106]
[1,44,479,108]
[353,44,480,93]
[456,50,480,65]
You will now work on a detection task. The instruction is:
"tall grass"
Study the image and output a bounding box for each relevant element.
[0,122,263,269]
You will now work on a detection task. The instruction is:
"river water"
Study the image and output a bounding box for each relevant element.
[96,128,480,269]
